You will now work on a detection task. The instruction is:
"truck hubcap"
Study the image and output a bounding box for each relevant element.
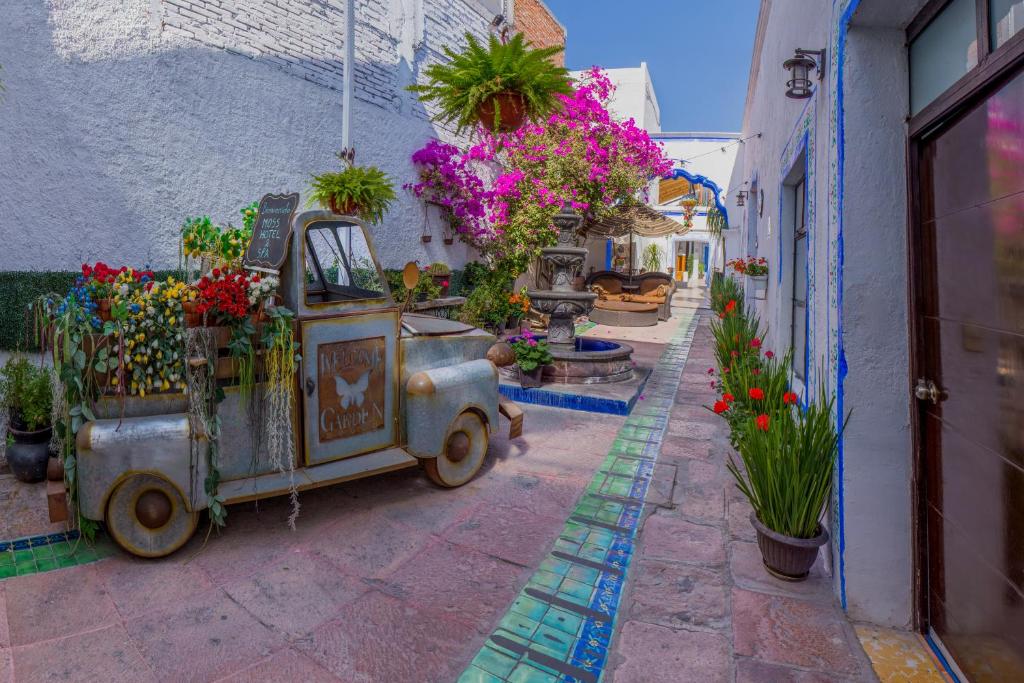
[446,431,471,463]
[136,489,172,529]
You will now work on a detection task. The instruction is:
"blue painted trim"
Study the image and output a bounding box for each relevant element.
[650,135,738,142]
[664,167,729,225]
[0,530,80,553]
[778,129,812,386]
[498,371,652,416]
[924,632,962,682]
[605,238,613,270]
[834,0,859,611]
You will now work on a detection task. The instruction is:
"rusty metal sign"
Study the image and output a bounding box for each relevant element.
[317,336,386,442]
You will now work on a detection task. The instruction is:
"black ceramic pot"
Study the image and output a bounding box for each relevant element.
[6,424,53,483]
[518,366,543,389]
[750,511,828,581]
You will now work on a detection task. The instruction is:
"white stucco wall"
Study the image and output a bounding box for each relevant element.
[733,0,928,628]
[573,64,661,132]
[0,0,499,272]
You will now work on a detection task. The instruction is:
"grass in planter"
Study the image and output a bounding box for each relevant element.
[709,301,762,371]
[716,349,794,448]
[710,275,744,315]
[728,381,846,539]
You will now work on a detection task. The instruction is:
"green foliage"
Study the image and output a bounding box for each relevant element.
[709,303,762,371]
[641,243,664,273]
[462,261,491,289]
[686,254,696,278]
[427,262,451,275]
[0,356,52,431]
[408,32,571,135]
[509,330,552,372]
[729,383,845,538]
[709,275,744,315]
[308,159,396,225]
[706,205,727,241]
[383,268,441,303]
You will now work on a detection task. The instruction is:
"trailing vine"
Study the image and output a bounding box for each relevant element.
[186,327,226,528]
[262,306,301,528]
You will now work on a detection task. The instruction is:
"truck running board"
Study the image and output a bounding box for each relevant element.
[499,398,524,439]
[217,447,418,505]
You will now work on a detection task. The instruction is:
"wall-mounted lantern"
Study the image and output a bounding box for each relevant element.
[736,191,748,207]
[783,48,826,99]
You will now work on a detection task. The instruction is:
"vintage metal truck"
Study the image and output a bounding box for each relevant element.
[71,211,522,558]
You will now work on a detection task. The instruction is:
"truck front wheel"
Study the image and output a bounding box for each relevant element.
[424,410,489,487]
[105,473,198,558]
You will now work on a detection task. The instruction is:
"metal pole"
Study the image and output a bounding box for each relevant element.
[342,0,355,152]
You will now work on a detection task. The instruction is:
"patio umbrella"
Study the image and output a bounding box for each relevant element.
[585,204,690,274]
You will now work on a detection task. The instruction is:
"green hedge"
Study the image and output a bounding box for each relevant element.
[0,268,473,351]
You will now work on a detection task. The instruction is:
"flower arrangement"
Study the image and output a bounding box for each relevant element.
[727,256,768,277]
[508,328,552,373]
[308,155,396,224]
[408,32,571,135]
[118,277,190,396]
[181,216,251,271]
[195,269,252,324]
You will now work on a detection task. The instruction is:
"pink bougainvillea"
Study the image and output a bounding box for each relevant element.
[407,68,672,275]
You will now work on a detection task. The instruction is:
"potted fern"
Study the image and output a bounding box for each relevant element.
[309,154,396,223]
[408,32,572,135]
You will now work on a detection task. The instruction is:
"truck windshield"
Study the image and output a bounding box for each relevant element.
[304,221,388,304]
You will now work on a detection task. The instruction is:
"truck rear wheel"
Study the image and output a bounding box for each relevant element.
[424,410,489,487]
[106,473,198,558]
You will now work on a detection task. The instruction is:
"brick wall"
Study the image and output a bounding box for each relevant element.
[512,0,565,65]
[158,0,490,115]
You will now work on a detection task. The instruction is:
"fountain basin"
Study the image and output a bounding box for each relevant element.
[501,336,634,384]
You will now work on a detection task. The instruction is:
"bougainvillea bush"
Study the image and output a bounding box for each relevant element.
[408,68,672,278]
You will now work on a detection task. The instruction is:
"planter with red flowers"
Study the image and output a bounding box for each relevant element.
[727,256,769,300]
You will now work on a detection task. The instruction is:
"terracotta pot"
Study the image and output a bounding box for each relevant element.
[98,298,113,322]
[6,424,52,483]
[750,511,829,581]
[517,365,543,389]
[327,196,358,216]
[421,234,432,243]
[478,91,528,133]
[443,237,454,245]
[431,274,450,297]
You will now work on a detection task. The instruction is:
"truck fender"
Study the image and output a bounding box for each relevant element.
[405,358,499,458]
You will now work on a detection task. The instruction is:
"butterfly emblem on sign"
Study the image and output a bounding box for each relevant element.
[334,370,370,409]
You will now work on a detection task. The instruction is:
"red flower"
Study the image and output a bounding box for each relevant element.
[764,350,775,359]
[722,366,730,374]
[722,393,735,403]
[752,368,761,375]
[709,381,716,388]
[707,367,715,375]
[748,387,764,400]
[730,350,738,358]
[713,400,729,414]
[725,299,737,313]
[755,414,770,431]
[783,392,798,405]
[751,337,762,348]
[718,312,726,319]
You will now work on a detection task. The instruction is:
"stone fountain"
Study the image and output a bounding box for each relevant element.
[525,209,635,384]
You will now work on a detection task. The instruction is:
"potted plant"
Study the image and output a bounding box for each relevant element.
[427,263,451,296]
[309,155,396,223]
[506,288,531,332]
[509,329,551,388]
[726,383,845,581]
[1,356,53,483]
[641,243,664,273]
[408,32,572,135]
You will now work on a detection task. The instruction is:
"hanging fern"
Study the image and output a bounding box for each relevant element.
[408,32,572,135]
[706,205,728,241]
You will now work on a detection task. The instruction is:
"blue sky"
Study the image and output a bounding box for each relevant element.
[543,0,761,132]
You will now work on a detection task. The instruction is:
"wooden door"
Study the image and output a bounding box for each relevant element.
[913,63,1024,681]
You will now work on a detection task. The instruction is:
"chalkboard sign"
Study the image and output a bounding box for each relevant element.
[243,193,300,272]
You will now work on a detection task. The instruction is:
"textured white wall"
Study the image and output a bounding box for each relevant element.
[0,0,493,271]
[733,0,922,628]
[574,64,661,132]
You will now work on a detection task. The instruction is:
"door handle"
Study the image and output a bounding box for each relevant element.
[914,378,942,405]
[305,377,315,397]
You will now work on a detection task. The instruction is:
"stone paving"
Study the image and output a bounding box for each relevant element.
[0,290,884,682]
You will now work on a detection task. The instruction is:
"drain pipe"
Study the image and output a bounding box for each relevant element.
[342,0,355,153]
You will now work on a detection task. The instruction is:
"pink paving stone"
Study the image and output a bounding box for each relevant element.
[220,647,340,682]
[730,540,833,601]
[727,495,758,541]
[442,504,564,567]
[297,589,481,683]
[385,539,527,623]
[124,586,285,681]
[482,472,588,520]
[666,419,718,441]
[4,565,119,646]
[95,553,215,620]
[645,462,677,508]
[669,404,722,425]
[628,560,729,631]
[640,513,726,567]
[674,483,726,521]
[735,657,861,683]
[732,588,865,675]
[221,549,368,637]
[0,648,10,683]
[10,623,155,683]
[658,436,713,463]
[0,585,8,648]
[612,620,731,683]
[307,507,431,579]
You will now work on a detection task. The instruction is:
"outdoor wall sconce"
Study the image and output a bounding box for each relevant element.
[736,191,747,207]
[783,49,825,99]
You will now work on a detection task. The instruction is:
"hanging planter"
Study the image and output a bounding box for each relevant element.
[407,32,571,136]
[308,157,396,224]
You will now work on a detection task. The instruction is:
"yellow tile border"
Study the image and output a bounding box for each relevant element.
[854,625,952,683]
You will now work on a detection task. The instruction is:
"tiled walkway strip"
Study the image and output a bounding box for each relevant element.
[460,310,700,683]
[0,530,115,580]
